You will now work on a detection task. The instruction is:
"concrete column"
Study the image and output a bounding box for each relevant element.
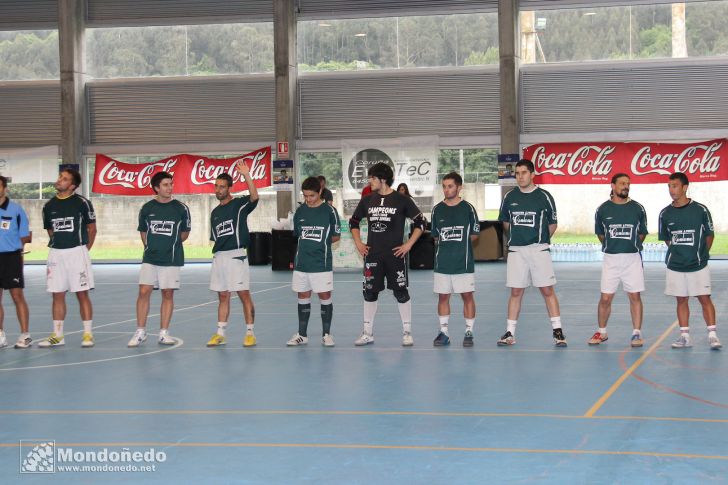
[499,0,520,157]
[58,0,87,191]
[274,0,297,218]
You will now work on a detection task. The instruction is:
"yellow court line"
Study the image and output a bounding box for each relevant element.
[1,409,727,423]
[584,320,679,418]
[3,441,727,460]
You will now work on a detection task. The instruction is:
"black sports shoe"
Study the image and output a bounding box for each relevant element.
[463,330,474,348]
[553,328,568,347]
[497,331,515,346]
[433,331,450,347]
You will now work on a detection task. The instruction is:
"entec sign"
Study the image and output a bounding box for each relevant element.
[93,147,271,195]
[524,139,728,184]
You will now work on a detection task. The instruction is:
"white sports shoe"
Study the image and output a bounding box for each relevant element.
[14,334,32,349]
[287,333,309,346]
[402,332,414,347]
[709,335,722,350]
[158,331,175,345]
[128,328,148,348]
[37,333,65,348]
[0,331,7,348]
[354,332,374,346]
[322,334,335,347]
[671,334,692,348]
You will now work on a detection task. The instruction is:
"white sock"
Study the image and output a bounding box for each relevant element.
[297,298,312,305]
[159,328,168,336]
[550,316,562,330]
[217,322,227,337]
[53,320,64,335]
[506,319,517,335]
[363,301,377,335]
[403,322,412,334]
[83,320,93,334]
[320,298,332,305]
[632,329,641,336]
[398,301,412,328]
[599,328,607,336]
[439,315,449,334]
[246,324,254,334]
[465,319,475,332]
[679,327,690,338]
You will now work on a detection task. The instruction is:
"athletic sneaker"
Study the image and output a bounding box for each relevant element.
[322,334,335,347]
[243,333,257,347]
[81,333,95,348]
[671,334,692,348]
[402,332,414,347]
[630,334,644,348]
[588,332,608,345]
[463,330,474,348]
[206,333,226,347]
[14,335,32,349]
[709,335,722,350]
[553,328,568,347]
[128,329,148,348]
[0,331,7,348]
[287,333,308,346]
[497,331,515,346]
[37,333,65,348]
[158,332,176,345]
[354,332,374,346]
[433,332,450,347]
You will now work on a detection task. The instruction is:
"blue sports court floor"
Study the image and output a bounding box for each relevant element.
[1,261,727,483]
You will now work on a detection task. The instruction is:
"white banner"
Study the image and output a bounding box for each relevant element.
[0,146,59,184]
[340,136,439,216]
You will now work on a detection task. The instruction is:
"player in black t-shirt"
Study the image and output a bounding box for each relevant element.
[349,162,426,346]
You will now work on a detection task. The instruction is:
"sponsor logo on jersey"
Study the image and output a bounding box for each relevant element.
[301,226,324,242]
[512,212,536,227]
[215,220,234,238]
[51,217,75,233]
[671,230,696,246]
[608,224,634,240]
[440,226,464,242]
[149,220,175,236]
[370,221,388,233]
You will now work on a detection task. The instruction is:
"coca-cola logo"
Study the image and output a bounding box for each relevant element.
[532,145,614,177]
[97,158,178,189]
[630,142,722,176]
[190,151,268,186]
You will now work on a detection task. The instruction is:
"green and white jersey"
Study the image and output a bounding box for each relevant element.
[42,194,96,249]
[210,196,258,253]
[658,200,714,272]
[498,187,557,247]
[293,202,341,273]
[431,200,480,274]
[137,199,191,267]
[594,199,648,254]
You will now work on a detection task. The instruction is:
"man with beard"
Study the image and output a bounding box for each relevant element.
[589,173,648,347]
[205,161,259,348]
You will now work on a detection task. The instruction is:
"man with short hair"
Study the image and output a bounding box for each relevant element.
[287,176,341,347]
[205,161,259,348]
[590,173,648,347]
[317,175,334,205]
[128,171,191,347]
[39,168,97,348]
[659,172,721,350]
[497,159,567,347]
[0,175,32,348]
[431,172,480,347]
[350,162,426,346]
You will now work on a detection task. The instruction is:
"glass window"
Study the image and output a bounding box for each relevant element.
[298,13,498,72]
[86,23,274,79]
[439,148,498,184]
[0,30,59,80]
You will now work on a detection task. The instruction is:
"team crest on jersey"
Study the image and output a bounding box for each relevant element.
[608,224,634,240]
[512,212,536,227]
[51,217,75,232]
[215,220,234,237]
[301,226,324,242]
[440,227,464,242]
[149,220,175,236]
[671,230,695,246]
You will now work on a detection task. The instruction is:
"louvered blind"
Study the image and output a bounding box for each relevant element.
[297,0,498,20]
[0,1,58,30]
[0,82,61,147]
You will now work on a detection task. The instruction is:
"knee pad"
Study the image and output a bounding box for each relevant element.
[393,288,410,304]
[363,289,379,302]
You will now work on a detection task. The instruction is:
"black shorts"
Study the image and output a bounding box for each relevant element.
[363,252,408,292]
[0,250,24,289]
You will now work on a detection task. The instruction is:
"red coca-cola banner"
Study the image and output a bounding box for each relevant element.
[523,139,728,184]
[92,147,272,195]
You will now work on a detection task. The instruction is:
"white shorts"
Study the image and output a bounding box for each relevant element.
[139,263,181,290]
[210,249,250,292]
[506,244,556,288]
[433,272,475,294]
[600,252,645,294]
[291,270,334,294]
[665,266,711,297]
[46,246,94,293]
